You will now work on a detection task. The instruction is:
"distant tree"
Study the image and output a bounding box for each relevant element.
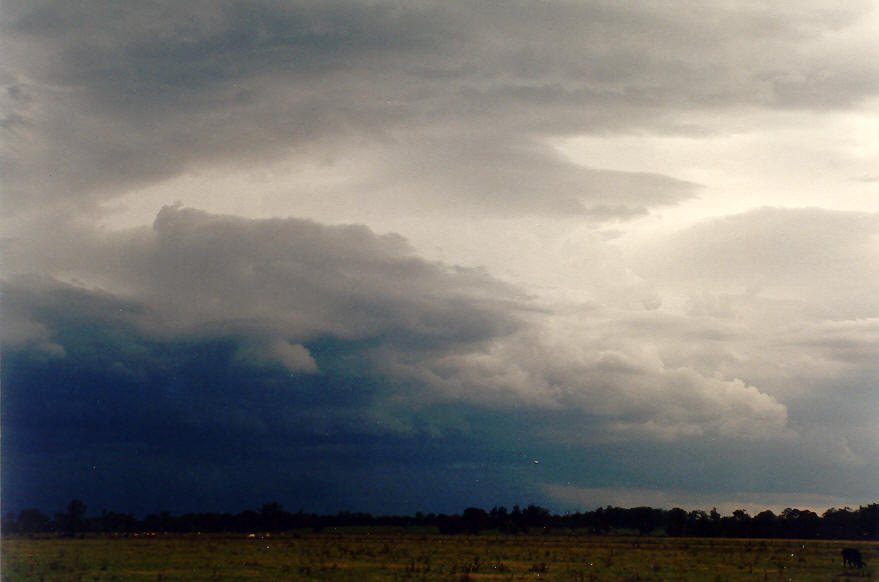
[592,506,612,534]
[510,505,523,532]
[17,509,51,534]
[666,507,688,537]
[686,510,714,537]
[436,513,464,535]
[57,499,88,534]
[233,510,260,533]
[723,509,750,537]
[857,504,879,539]
[97,510,137,533]
[461,507,490,534]
[5,499,877,539]
[142,511,174,532]
[821,507,857,539]
[68,499,87,521]
[489,506,512,532]
[2,512,19,534]
[780,508,820,539]
[521,504,551,532]
[631,506,661,535]
[752,510,777,538]
[260,501,286,531]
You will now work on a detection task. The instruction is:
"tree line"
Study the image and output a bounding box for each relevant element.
[4,499,878,540]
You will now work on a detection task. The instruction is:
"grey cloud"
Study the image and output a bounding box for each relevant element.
[2,0,454,210]
[4,1,875,214]
[3,206,526,368]
[784,318,879,365]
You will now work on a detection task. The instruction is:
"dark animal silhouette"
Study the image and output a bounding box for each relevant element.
[842,547,865,568]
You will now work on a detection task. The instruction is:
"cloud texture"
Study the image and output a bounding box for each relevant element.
[2,0,878,514]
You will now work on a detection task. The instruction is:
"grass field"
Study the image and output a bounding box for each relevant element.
[2,533,876,581]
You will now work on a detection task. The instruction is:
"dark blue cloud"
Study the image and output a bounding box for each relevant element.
[0,229,534,516]
[1,313,543,515]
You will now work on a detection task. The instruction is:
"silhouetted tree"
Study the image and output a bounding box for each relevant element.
[686,510,714,537]
[98,510,137,533]
[260,501,286,531]
[521,504,552,533]
[722,508,751,537]
[666,507,688,537]
[56,499,87,534]
[752,510,777,538]
[16,509,51,534]
[490,506,514,532]
[821,507,857,539]
[2,499,877,538]
[857,504,879,539]
[630,506,661,535]
[461,507,489,534]
[2,512,19,534]
[436,513,464,535]
[780,508,820,539]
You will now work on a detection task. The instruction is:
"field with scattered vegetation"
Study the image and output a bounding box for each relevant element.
[2,532,876,581]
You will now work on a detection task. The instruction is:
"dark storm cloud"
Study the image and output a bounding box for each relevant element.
[4,1,878,516]
[1,207,532,512]
[6,1,874,216]
[2,203,530,462]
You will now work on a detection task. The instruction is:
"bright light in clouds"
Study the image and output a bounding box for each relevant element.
[555,107,879,228]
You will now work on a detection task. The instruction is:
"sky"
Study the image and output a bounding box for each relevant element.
[2,0,878,518]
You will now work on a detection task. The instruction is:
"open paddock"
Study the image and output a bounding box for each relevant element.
[2,533,876,581]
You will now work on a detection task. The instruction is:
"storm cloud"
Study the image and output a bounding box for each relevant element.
[2,1,878,515]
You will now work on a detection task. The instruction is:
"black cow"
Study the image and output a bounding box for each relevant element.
[842,547,865,568]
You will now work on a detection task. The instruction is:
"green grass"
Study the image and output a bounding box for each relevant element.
[2,533,876,581]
